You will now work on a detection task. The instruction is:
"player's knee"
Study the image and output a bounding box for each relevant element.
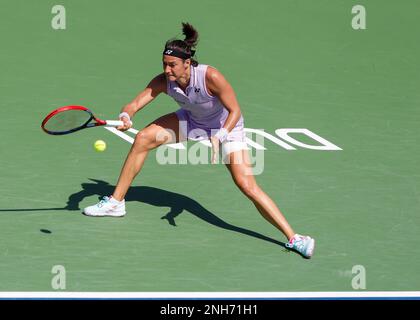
[155,127,174,145]
[134,125,172,150]
[134,127,156,149]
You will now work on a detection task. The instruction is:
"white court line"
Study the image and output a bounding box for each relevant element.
[127,128,139,134]
[106,127,246,150]
[0,291,419,299]
[105,127,343,151]
[106,127,263,150]
[104,127,134,144]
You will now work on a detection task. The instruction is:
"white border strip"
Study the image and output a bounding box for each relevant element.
[0,292,419,299]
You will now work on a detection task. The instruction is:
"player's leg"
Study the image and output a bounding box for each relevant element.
[224,148,295,239]
[112,112,183,201]
[83,112,183,217]
[224,148,315,258]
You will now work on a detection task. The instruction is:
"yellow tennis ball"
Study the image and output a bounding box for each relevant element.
[94,140,106,152]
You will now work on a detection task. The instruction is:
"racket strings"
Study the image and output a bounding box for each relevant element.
[44,110,92,133]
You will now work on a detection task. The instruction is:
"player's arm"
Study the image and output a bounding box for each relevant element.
[118,73,166,130]
[206,66,243,164]
[206,67,242,134]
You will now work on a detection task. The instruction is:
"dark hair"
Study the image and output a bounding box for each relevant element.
[165,22,199,66]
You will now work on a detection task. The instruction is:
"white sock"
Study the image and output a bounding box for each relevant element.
[110,196,124,204]
[290,234,301,241]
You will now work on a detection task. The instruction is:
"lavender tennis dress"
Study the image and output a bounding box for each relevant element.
[167,64,245,143]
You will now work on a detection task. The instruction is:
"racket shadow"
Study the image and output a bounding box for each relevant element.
[71,179,286,248]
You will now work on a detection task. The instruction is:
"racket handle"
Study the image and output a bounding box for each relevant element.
[105,120,124,127]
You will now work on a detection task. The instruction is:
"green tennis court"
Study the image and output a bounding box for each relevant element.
[1,0,419,293]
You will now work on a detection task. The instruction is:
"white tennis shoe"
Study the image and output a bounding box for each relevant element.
[285,234,315,258]
[83,196,126,217]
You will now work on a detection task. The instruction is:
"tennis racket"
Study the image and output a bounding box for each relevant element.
[41,105,125,135]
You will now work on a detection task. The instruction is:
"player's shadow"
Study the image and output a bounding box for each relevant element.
[68,179,285,247]
[0,178,285,247]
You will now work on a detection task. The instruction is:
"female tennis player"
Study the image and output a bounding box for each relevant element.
[83,23,315,258]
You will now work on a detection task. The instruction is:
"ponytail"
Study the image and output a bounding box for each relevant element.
[163,22,199,66]
[182,22,198,48]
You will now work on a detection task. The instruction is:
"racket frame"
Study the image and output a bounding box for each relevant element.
[41,105,122,135]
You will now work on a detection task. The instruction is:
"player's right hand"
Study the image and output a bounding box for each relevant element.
[117,116,132,131]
